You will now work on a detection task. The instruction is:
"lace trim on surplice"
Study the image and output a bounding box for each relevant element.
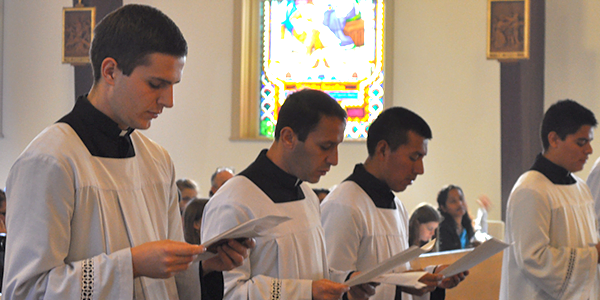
[81,258,94,300]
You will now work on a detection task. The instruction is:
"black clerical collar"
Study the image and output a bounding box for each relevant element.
[345,164,396,209]
[240,149,305,203]
[57,95,135,158]
[530,153,576,185]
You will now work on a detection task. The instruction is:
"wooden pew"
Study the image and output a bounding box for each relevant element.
[411,249,503,300]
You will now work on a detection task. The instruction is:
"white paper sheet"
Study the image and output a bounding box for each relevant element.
[372,271,427,289]
[194,215,292,262]
[438,237,510,277]
[344,239,436,286]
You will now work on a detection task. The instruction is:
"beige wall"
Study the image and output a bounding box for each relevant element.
[545,1,600,179]
[1,1,597,221]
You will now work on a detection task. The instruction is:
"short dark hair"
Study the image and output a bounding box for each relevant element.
[90,4,188,82]
[275,89,347,141]
[0,189,5,204]
[540,99,597,150]
[366,107,432,157]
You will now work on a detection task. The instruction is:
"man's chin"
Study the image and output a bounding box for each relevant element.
[307,177,321,184]
[305,174,323,184]
[392,185,408,193]
[138,122,152,130]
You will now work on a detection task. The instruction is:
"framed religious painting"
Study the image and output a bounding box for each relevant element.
[232,0,392,140]
[62,6,95,64]
[487,0,529,60]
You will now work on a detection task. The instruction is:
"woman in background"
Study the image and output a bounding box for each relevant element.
[183,198,209,245]
[408,203,440,252]
[437,185,477,251]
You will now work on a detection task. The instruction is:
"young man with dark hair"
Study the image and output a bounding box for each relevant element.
[202,89,375,300]
[500,99,599,299]
[321,107,467,300]
[3,4,251,299]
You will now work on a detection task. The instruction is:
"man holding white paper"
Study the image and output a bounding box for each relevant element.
[201,89,375,300]
[3,5,252,299]
[500,100,600,300]
[321,107,467,300]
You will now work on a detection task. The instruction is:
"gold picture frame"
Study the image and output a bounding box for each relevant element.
[62,7,95,64]
[487,0,529,60]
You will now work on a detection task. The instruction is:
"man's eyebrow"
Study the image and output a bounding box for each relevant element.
[150,77,180,85]
[413,150,426,156]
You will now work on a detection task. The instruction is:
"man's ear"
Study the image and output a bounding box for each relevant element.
[279,127,298,149]
[547,131,560,149]
[100,57,119,85]
[374,139,390,160]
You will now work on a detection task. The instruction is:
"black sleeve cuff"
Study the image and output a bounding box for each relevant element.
[395,286,403,300]
[431,287,446,300]
[200,261,224,300]
[342,271,357,300]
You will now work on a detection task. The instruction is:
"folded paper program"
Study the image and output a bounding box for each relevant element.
[344,239,436,286]
[194,215,292,262]
[438,237,510,277]
[372,271,428,289]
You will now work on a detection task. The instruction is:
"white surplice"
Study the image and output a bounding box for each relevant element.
[3,124,199,300]
[500,171,600,300]
[321,181,417,300]
[201,176,348,300]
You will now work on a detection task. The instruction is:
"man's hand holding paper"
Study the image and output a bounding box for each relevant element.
[195,215,291,262]
[434,264,469,289]
[202,238,256,275]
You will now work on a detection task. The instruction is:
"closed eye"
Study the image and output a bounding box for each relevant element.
[148,78,174,90]
[320,143,334,151]
[149,82,164,89]
[577,139,590,147]
[410,154,423,161]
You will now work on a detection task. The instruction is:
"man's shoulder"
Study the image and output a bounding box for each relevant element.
[509,170,587,206]
[20,123,81,158]
[514,170,551,189]
[130,131,169,155]
[321,181,368,209]
[208,176,261,205]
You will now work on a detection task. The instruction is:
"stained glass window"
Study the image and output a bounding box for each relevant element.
[258,0,386,139]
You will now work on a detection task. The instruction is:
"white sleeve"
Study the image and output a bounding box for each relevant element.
[507,187,598,298]
[321,199,361,272]
[586,160,600,236]
[201,190,312,300]
[3,154,134,300]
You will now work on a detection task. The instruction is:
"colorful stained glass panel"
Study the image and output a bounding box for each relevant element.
[259,0,385,139]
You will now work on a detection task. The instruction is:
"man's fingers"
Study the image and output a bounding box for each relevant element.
[172,243,204,256]
[419,273,443,287]
[226,239,251,257]
[242,238,256,249]
[356,283,377,296]
[223,244,246,267]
